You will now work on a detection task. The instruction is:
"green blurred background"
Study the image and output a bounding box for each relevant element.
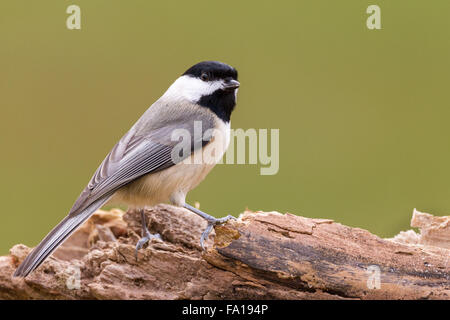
[1,1,450,254]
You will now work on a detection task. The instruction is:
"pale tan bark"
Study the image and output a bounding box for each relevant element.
[0,205,449,299]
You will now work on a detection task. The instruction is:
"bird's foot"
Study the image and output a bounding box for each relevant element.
[135,231,162,260]
[200,215,236,250]
[135,209,162,260]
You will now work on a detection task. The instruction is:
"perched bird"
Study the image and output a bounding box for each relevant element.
[14,61,240,277]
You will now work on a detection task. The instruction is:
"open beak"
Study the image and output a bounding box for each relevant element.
[223,79,240,91]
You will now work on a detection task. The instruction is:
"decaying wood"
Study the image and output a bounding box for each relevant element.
[0,205,449,300]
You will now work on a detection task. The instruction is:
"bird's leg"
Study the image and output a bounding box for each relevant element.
[183,203,235,250]
[135,209,162,260]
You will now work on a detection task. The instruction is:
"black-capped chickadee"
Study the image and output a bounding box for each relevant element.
[14,61,240,277]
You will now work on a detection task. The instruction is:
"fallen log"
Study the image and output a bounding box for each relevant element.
[0,205,448,299]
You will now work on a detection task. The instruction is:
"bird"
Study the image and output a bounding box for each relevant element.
[14,61,240,277]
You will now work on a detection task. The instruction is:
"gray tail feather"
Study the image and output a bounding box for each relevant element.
[13,195,112,277]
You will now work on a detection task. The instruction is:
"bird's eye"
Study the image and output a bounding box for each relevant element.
[200,73,209,81]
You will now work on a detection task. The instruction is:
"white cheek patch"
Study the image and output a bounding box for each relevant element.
[163,75,224,103]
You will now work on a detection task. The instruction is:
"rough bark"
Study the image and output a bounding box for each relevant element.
[0,205,449,300]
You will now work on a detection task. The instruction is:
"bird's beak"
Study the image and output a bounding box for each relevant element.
[223,79,240,91]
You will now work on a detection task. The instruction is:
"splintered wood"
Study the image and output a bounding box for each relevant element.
[0,205,448,299]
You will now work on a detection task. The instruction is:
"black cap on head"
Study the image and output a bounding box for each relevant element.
[183,61,238,81]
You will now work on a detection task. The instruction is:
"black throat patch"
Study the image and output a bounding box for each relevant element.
[197,90,236,123]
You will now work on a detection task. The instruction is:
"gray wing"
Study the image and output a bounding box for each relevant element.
[69,106,215,216]
[13,103,215,277]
